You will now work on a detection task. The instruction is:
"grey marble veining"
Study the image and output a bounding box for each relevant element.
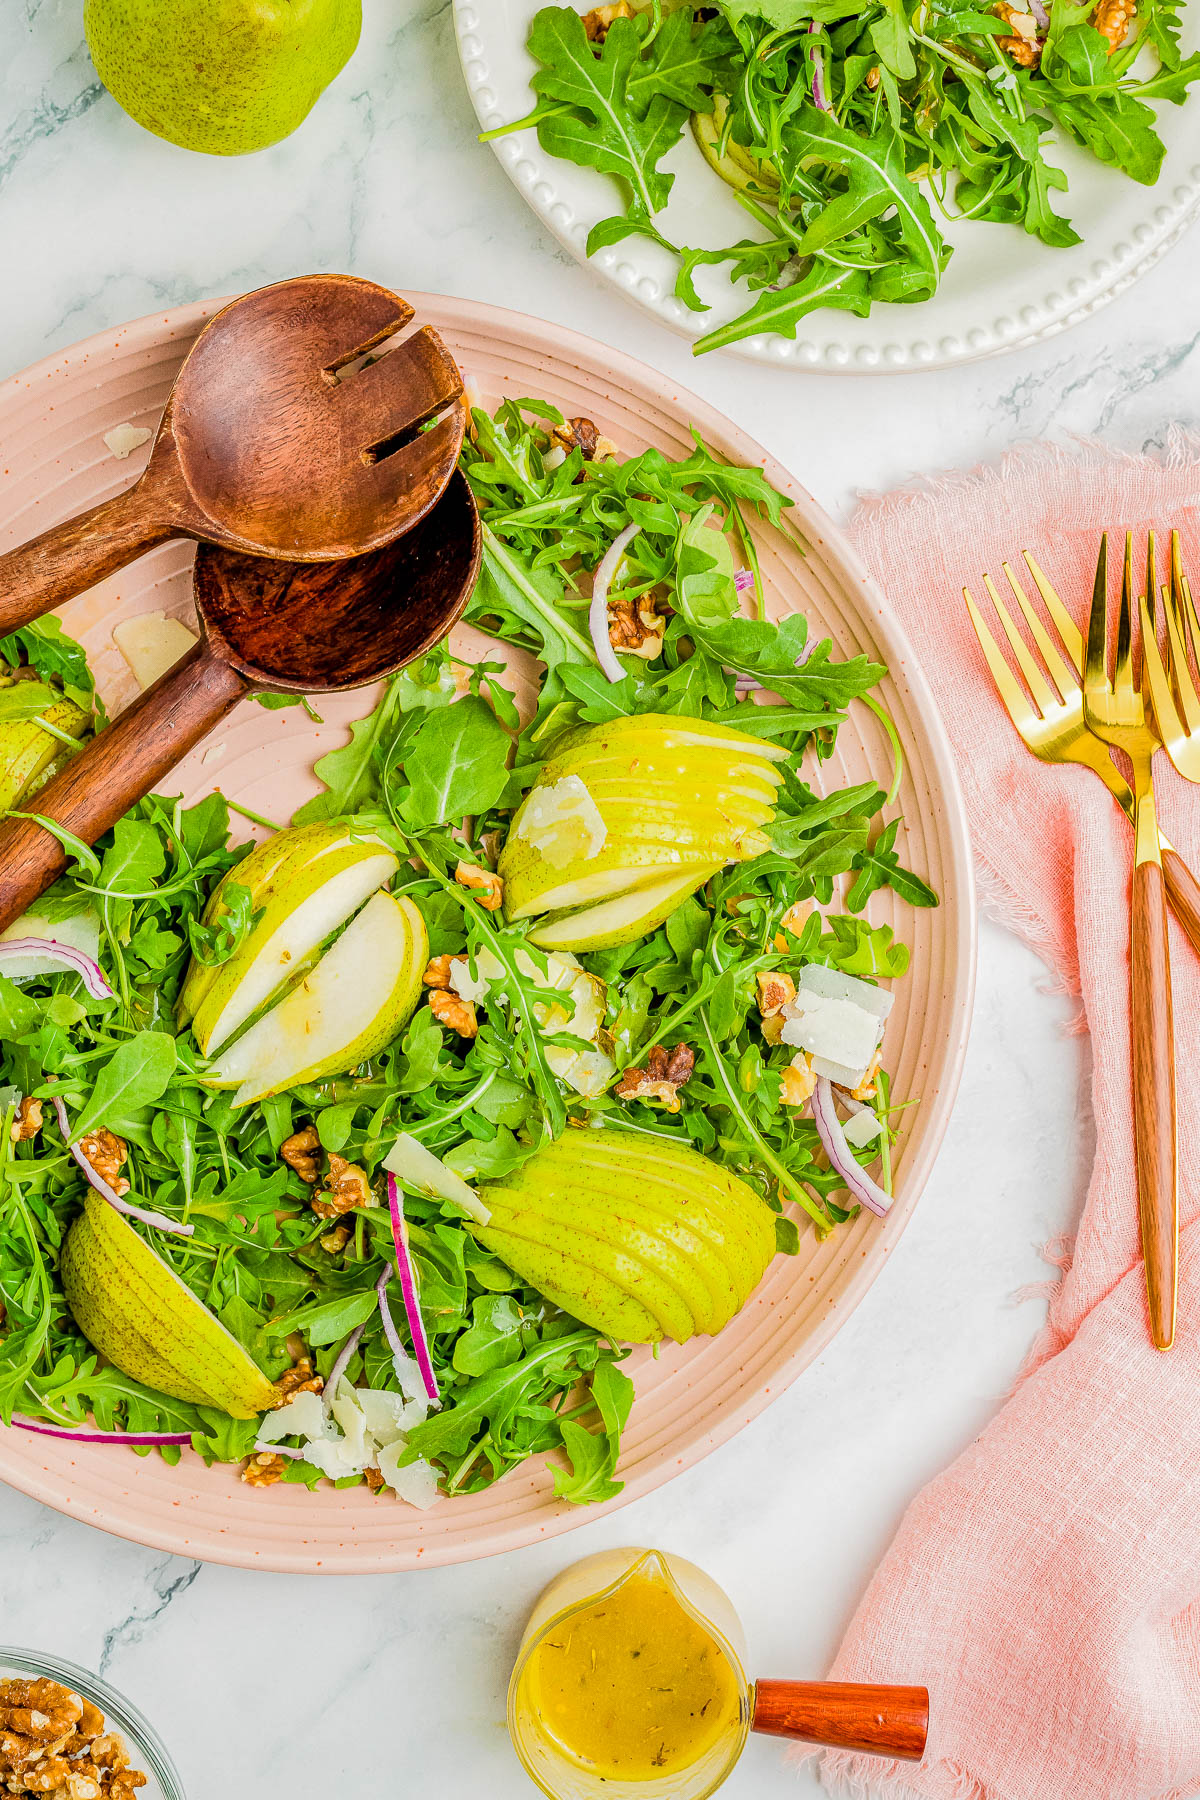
[0,3,1192,1794]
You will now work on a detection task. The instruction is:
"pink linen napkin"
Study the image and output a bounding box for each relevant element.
[812,435,1200,1800]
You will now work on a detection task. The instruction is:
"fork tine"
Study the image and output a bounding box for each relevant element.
[1144,531,1159,629]
[999,560,1079,700]
[1113,530,1135,698]
[1140,585,1182,748]
[963,585,1040,730]
[1171,529,1200,682]
[1084,532,1111,695]
[1161,556,1200,735]
[982,573,1058,714]
[1024,551,1084,671]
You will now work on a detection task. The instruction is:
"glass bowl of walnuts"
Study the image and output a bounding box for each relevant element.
[0,1648,184,1799]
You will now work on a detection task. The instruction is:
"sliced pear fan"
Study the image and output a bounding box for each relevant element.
[180,822,399,1052]
[207,892,427,1105]
[529,865,721,952]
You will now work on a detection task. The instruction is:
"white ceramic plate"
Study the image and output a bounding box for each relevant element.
[455,0,1200,371]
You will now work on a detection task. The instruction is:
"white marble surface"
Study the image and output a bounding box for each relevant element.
[0,2,1195,1794]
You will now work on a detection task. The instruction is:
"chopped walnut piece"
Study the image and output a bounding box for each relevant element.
[780,1054,816,1107]
[422,954,457,987]
[865,63,881,89]
[77,1130,129,1197]
[0,1681,145,1800]
[280,1125,321,1184]
[756,970,797,1017]
[0,1680,81,1748]
[312,1153,374,1220]
[364,1466,386,1494]
[241,1451,288,1487]
[995,1,1041,62]
[582,0,632,41]
[615,1043,695,1113]
[608,593,665,660]
[10,1097,42,1143]
[455,860,504,912]
[550,415,619,462]
[1092,0,1135,49]
[761,1011,785,1048]
[429,987,478,1038]
[320,1224,352,1254]
[276,1355,323,1401]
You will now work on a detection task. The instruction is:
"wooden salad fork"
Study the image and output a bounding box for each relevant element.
[963,552,1200,959]
[1081,532,1177,1350]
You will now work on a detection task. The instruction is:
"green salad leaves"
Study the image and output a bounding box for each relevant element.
[0,395,933,1507]
[488,0,1200,350]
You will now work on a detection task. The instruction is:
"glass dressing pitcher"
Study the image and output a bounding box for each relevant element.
[509,1548,928,1800]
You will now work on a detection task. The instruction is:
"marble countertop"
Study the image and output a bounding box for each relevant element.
[1,3,1195,1795]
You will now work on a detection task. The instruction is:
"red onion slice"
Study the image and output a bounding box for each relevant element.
[811,1076,892,1218]
[324,1320,368,1416]
[589,522,641,683]
[734,568,757,599]
[51,1095,194,1238]
[384,1175,440,1403]
[0,937,112,1000]
[11,1413,191,1446]
[1028,0,1049,27]
[809,21,832,112]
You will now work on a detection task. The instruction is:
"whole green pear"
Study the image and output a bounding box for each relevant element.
[84,0,362,156]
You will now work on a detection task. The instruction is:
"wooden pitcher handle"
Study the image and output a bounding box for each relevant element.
[1132,857,1178,1350]
[1161,847,1200,962]
[752,1680,929,1762]
[0,642,248,930]
[0,484,177,632]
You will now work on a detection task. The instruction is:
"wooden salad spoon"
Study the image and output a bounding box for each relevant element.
[0,470,481,930]
[0,273,466,628]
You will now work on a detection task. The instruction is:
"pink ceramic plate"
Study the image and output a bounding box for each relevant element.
[0,295,974,1572]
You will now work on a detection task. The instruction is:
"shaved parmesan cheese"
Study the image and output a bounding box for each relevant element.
[843,1107,883,1149]
[376,1443,440,1509]
[450,949,612,1097]
[384,1132,490,1226]
[103,422,152,460]
[255,1380,434,1504]
[113,612,199,690]
[779,964,893,1086]
[514,774,607,868]
[780,992,880,1073]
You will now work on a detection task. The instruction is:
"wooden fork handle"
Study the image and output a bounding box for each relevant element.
[0,483,176,632]
[1132,856,1178,1350]
[0,641,248,930]
[752,1681,929,1761]
[1161,847,1200,962]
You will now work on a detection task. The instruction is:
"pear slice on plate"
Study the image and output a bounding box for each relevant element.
[208,891,427,1105]
[61,1192,279,1419]
[180,822,399,1053]
[529,865,721,952]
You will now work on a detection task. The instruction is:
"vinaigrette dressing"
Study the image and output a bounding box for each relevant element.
[525,1571,741,1778]
[512,1554,747,1792]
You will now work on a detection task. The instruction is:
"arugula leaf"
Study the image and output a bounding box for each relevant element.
[68,1033,178,1143]
[401,696,512,830]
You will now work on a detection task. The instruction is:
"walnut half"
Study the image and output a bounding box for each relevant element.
[615,1044,695,1113]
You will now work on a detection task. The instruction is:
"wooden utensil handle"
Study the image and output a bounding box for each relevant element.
[0,643,248,930]
[0,485,176,632]
[1132,857,1178,1350]
[752,1680,929,1761]
[1161,847,1200,961]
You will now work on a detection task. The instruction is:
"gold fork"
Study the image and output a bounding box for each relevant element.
[1140,530,1200,788]
[963,550,1200,961]
[1082,532,1177,1351]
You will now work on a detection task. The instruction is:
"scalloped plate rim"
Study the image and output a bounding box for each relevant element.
[454,0,1200,373]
